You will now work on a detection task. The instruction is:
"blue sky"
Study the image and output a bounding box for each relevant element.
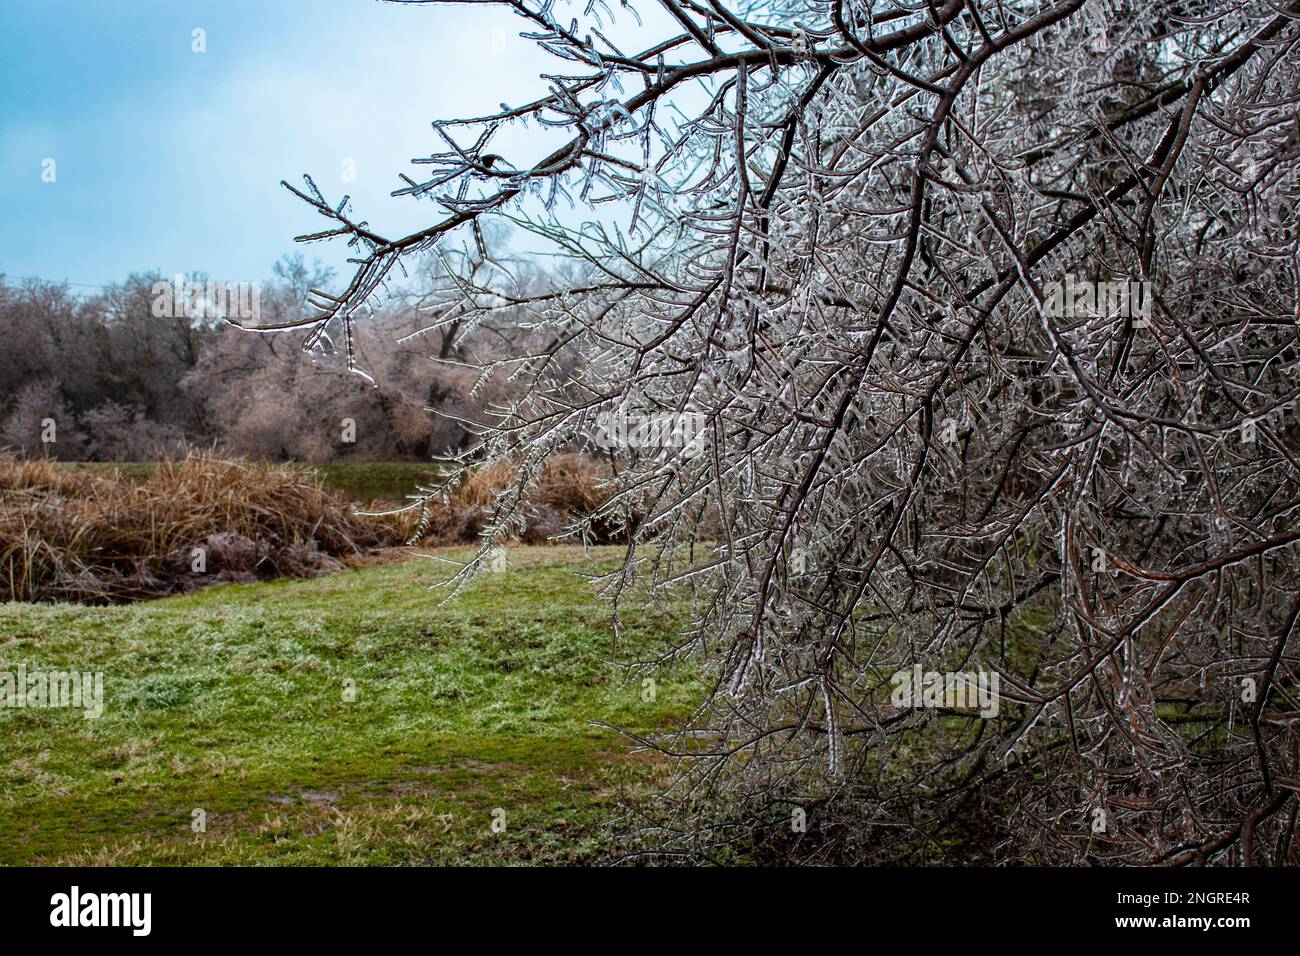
[0,0,565,291]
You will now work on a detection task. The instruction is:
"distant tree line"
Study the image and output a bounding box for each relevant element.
[0,246,553,462]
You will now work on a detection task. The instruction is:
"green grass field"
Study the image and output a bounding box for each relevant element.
[0,546,698,865]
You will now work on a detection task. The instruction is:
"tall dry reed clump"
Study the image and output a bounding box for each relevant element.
[0,453,403,603]
[413,452,621,545]
[1,451,617,603]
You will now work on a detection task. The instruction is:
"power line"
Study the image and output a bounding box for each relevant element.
[2,274,117,292]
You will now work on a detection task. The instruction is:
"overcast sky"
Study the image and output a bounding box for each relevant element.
[0,0,581,291]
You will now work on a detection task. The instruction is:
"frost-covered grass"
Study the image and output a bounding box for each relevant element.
[0,545,697,865]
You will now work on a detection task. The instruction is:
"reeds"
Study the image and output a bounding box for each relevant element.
[0,452,398,603]
[0,451,616,603]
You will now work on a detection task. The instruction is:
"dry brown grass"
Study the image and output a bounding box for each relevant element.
[0,451,617,603]
[390,452,620,547]
[0,452,402,603]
